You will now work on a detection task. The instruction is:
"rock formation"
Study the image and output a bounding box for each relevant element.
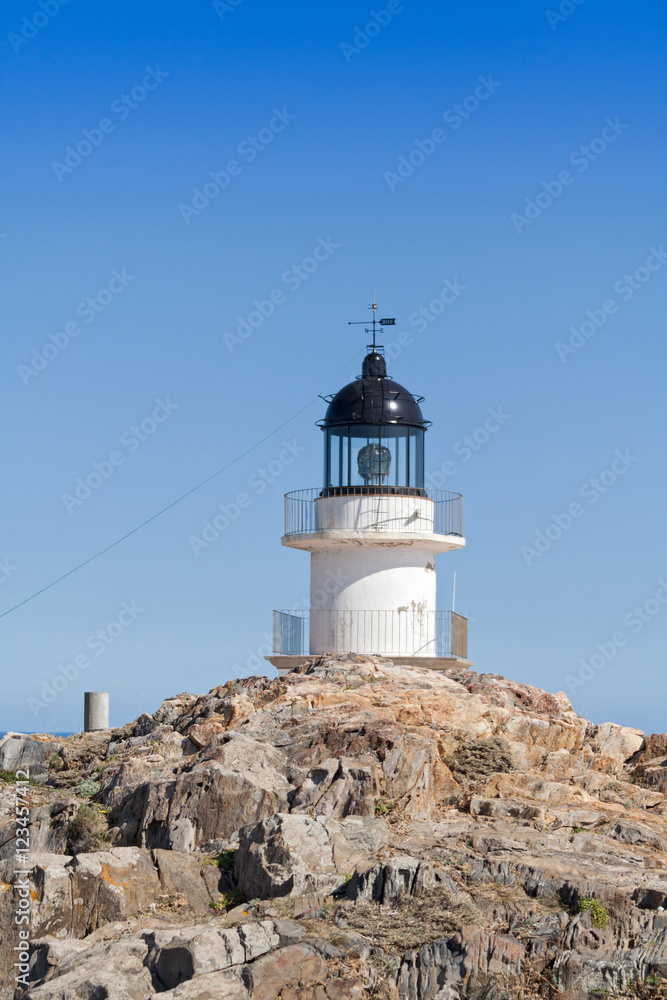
[1,656,666,999]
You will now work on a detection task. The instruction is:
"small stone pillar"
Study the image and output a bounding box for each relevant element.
[84,692,109,732]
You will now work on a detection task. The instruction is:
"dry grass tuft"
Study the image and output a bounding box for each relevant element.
[336,885,478,953]
[446,735,514,782]
[66,803,108,854]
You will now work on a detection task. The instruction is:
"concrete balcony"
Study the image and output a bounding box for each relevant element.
[282,488,464,552]
[266,608,472,674]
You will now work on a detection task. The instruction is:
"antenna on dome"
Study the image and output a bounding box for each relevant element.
[348,291,395,352]
[370,289,378,348]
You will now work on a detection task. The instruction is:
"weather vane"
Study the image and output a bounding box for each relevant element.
[348,288,395,350]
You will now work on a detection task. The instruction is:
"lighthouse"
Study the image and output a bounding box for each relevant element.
[266,300,471,674]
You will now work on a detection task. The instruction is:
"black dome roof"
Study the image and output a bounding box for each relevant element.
[320,351,428,429]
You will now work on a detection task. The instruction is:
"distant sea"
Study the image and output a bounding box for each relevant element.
[0,732,76,739]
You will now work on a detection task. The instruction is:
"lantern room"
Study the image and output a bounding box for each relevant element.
[320,349,428,495]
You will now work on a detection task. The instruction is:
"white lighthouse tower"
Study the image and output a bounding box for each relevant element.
[266,301,471,674]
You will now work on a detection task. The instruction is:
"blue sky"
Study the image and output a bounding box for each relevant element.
[2,0,666,735]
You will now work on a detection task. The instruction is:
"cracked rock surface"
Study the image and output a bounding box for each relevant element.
[1,656,666,999]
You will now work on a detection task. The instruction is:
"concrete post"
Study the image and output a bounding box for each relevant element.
[84,692,109,732]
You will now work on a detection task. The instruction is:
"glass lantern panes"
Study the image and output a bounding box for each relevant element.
[324,425,425,493]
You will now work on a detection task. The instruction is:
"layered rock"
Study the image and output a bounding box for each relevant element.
[0,655,665,1000]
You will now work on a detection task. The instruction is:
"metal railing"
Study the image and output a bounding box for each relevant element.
[284,488,462,537]
[273,609,468,659]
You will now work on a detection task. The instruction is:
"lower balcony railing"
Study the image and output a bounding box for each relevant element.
[273,609,468,659]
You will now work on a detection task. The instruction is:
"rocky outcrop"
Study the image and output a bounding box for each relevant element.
[101,730,291,850]
[0,846,235,992]
[1,655,665,1000]
[0,734,61,780]
[235,812,390,900]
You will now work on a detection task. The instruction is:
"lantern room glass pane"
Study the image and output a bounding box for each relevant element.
[325,426,425,491]
[408,428,424,488]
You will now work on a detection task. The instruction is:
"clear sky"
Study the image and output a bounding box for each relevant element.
[2,0,666,736]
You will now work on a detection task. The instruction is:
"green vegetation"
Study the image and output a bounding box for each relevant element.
[580,897,609,929]
[374,798,395,816]
[0,769,39,786]
[92,757,116,776]
[66,803,108,854]
[204,849,236,871]
[210,888,246,911]
[74,777,101,799]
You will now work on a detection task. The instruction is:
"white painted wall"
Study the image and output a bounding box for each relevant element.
[314,493,437,534]
[310,545,436,611]
[310,544,437,655]
[282,493,465,657]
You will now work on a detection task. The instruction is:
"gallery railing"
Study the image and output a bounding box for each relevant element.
[273,609,468,659]
[284,488,462,537]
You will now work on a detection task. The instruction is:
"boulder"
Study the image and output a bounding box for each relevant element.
[593,722,645,762]
[236,813,391,899]
[236,814,340,899]
[290,757,376,818]
[396,926,525,998]
[0,844,225,980]
[632,733,667,765]
[347,855,429,905]
[0,733,60,777]
[159,970,247,998]
[0,798,78,861]
[144,920,279,989]
[134,693,196,737]
[67,847,163,935]
[24,936,154,999]
[103,732,290,850]
[152,849,216,910]
[241,944,329,1000]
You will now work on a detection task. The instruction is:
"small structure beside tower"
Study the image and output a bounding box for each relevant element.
[266,299,471,674]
